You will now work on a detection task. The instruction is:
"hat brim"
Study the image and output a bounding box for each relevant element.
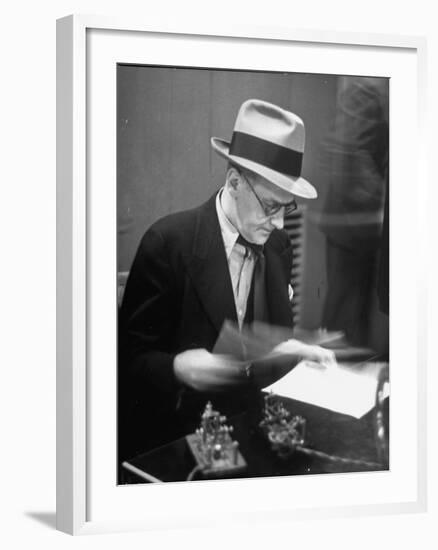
[211,137,317,199]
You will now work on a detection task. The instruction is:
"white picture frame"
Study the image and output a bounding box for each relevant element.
[56,14,427,535]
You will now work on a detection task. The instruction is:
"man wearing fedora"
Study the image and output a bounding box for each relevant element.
[119,99,334,457]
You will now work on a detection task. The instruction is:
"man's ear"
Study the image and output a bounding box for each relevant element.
[226,166,241,196]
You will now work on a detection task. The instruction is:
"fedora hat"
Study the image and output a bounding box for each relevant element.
[211,99,317,199]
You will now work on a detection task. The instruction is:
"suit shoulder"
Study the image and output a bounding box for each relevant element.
[141,194,216,243]
[137,200,208,257]
[148,206,198,239]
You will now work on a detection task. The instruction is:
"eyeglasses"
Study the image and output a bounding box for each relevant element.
[241,173,298,217]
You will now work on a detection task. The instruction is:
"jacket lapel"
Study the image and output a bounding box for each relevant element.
[185,194,237,333]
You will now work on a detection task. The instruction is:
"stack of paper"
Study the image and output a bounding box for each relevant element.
[265,360,389,419]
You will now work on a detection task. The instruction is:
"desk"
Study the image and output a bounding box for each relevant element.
[121,396,387,483]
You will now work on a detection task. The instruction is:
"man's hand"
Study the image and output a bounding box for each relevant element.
[248,339,337,389]
[272,339,337,368]
[173,349,248,392]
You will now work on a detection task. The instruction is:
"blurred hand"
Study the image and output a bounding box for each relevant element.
[250,339,337,390]
[272,339,337,368]
[173,348,248,392]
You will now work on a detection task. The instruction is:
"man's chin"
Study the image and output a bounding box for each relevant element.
[252,232,270,245]
[256,229,271,244]
[242,228,271,245]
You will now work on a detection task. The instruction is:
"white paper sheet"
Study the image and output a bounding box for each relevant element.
[265,361,389,419]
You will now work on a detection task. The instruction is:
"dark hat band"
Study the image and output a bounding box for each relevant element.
[229,131,303,178]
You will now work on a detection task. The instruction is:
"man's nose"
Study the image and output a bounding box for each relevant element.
[269,212,284,230]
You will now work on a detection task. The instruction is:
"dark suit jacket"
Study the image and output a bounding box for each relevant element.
[119,192,294,456]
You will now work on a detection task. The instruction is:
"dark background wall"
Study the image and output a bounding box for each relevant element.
[117,65,388,352]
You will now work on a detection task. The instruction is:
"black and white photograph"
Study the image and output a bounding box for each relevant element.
[1,0,435,544]
[116,65,390,484]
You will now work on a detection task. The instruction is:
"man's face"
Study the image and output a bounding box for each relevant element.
[230,169,297,244]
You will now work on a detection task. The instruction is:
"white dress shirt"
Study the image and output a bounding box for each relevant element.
[215,188,257,329]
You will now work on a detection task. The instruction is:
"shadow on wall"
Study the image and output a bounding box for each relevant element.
[25,511,57,530]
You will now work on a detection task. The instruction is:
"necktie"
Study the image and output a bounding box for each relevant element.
[236,235,267,323]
